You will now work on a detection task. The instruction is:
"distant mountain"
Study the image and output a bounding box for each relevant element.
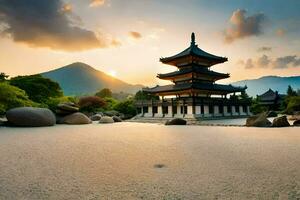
[231,75,300,96]
[41,62,143,96]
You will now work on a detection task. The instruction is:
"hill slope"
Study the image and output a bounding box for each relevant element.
[41,62,143,96]
[232,75,300,96]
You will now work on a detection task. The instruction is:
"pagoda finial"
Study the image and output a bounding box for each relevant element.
[191,32,196,46]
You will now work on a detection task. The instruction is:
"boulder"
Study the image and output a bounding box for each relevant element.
[293,120,300,126]
[6,107,56,127]
[245,113,272,127]
[99,116,114,124]
[272,116,290,127]
[57,103,79,112]
[90,114,102,121]
[59,112,92,125]
[165,118,187,125]
[267,111,277,118]
[55,109,73,116]
[112,116,122,122]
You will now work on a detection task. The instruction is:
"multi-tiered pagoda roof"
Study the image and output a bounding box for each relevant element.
[144,33,246,96]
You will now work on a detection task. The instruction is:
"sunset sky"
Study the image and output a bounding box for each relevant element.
[0,0,299,86]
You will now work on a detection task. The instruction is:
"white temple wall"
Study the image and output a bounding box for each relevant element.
[174,105,183,118]
[154,106,163,117]
[247,106,251,115]
[164,106,173,118]
[195,106,201,114]
[224,106,231,116]
[232,106,239,116]
[203,105,212,117]
[144,106,153,117]
[239,105,246,116]
[213,105,222,117]
[185,105,194,118]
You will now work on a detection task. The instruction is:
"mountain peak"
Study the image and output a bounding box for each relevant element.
[63,62,95,71]
[41,62,143,95]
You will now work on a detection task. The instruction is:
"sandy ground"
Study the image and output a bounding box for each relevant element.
[0,123,299,200]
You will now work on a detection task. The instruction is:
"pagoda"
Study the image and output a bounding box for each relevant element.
[135,33,251,119]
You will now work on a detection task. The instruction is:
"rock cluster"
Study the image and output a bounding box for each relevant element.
[58,112,92,125]
[246,113,293,127]
[272,116,290,127]
[112,116,122,122]
[246,113,272,127]
[6,107,56,127]
[56,102,79,116]
[99,116,114,123]
[90,114,102,121]
[56,103,92,125]
[165,118,187,125]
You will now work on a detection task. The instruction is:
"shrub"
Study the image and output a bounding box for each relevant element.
[10,75,63,103]
[285,96,300,114]
[134,90,158,101]
[113,99,136,119]
[45,96,76,112]
[78,96,106,113]
[95,88,112,98]
[0,82,36,115]
[103,97,118,110]
[250,99,267,114]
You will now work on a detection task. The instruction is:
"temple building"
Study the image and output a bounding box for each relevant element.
[135,33,251,119]
[257,89,285,111]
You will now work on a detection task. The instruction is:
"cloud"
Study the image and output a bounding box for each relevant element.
[223,9,266,43]
[129,31,142,39]
[111,39,122,47]
[273,55,300,69]
[257,46,272,52]
[90,0,105,7]
[245,59,254,69]
[242,55,300,69]
[257,55,271,67]
[62,3,73,13]
[0,0,114,51]
[276,28,286,37]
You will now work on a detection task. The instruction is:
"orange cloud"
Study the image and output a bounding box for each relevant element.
[129,31,142,39]
[223,9,266,43]
[61,3,72,13]
[111,39,122,47]
[89,0,105,7]
[0,0,115,52]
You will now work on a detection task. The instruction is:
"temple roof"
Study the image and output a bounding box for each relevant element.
[257,89,284,101]
[143,82,246,94]
[157,67,229,79]
[160,33,227,65]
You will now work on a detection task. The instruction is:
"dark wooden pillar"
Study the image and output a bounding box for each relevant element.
[171,98,174,117]
[151,99,154,117]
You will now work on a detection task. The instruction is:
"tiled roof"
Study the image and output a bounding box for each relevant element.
[143,82,246,94]
[157,67,229,79]
[160,33,227,64]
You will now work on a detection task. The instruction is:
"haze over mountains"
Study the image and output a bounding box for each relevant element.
[41,62,143,96]
[41,62,300,97]
[232,76,300,96]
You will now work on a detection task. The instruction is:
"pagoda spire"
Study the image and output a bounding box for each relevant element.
[191,32,196,46]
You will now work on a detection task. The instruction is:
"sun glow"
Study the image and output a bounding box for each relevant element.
[108,69,117,77]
